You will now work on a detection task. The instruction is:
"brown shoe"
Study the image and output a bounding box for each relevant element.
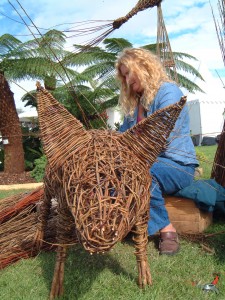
[159,232,180,255]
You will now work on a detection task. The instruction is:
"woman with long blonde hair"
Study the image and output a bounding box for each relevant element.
[116,48,198,255]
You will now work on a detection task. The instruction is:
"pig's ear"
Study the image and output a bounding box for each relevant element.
[120,96,187,166]
[36,82,91,170]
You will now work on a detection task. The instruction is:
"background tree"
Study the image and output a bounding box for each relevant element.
[0,34,25,173]
[22,37,204,130]
[0,30,77,173]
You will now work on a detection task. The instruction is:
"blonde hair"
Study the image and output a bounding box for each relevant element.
[115,48,172,116]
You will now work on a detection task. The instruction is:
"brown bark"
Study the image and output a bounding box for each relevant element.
[0,74,25,173]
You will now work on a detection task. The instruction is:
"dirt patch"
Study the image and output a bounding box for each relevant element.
[0,172,43,190]
[0,172,38,185]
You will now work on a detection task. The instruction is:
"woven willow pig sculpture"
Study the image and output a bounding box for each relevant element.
[34,82,186,299]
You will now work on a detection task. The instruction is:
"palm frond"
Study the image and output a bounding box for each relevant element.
[141,43,157,53]
[173,52,198,61]
[81,61,115,80]
[4,57,77,82]
[64,46,116,67]
[100,95,119,109]
[176,59,205,81]
[98,75,119,91]
[0,34,22,56]
[103,38,133,53]
[21,90,37,108]
[177,72,205,93]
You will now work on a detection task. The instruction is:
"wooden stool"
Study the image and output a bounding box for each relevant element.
[165,196,213,234]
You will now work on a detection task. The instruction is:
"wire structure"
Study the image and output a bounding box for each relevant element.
[157,3,178,83]
[211,1,225,186]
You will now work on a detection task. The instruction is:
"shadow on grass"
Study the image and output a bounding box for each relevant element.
[39,242,138,299]
[206,216,225,263]
[180,216,225,263]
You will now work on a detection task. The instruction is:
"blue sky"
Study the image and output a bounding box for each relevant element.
[0,0,224,109]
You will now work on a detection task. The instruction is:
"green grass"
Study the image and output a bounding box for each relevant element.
[196,145,217,161]
[195,145,217,179]
[1,232,225,300]
[0,189,32,200]
[1,145,225,300]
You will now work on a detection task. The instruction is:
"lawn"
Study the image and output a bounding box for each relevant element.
[0,189,32,200]
[1,227,225,300]
[195,145,218,179]
[1,145,225,300]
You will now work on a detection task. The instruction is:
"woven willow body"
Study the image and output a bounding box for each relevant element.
[35,83,186,298]
[113,0,162,29]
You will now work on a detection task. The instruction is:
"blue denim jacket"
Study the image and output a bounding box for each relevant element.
[119,82,199,166]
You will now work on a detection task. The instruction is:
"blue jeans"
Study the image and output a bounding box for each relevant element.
[148,157,196,235]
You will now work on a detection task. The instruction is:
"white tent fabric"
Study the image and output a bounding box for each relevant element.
[18,111,38,122]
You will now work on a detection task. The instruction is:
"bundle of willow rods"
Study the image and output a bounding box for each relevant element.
[112,0,162,29]
[0,187,43,223]
[66,0,162,48]
[0,187,57,269]
[0,205,39,269]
